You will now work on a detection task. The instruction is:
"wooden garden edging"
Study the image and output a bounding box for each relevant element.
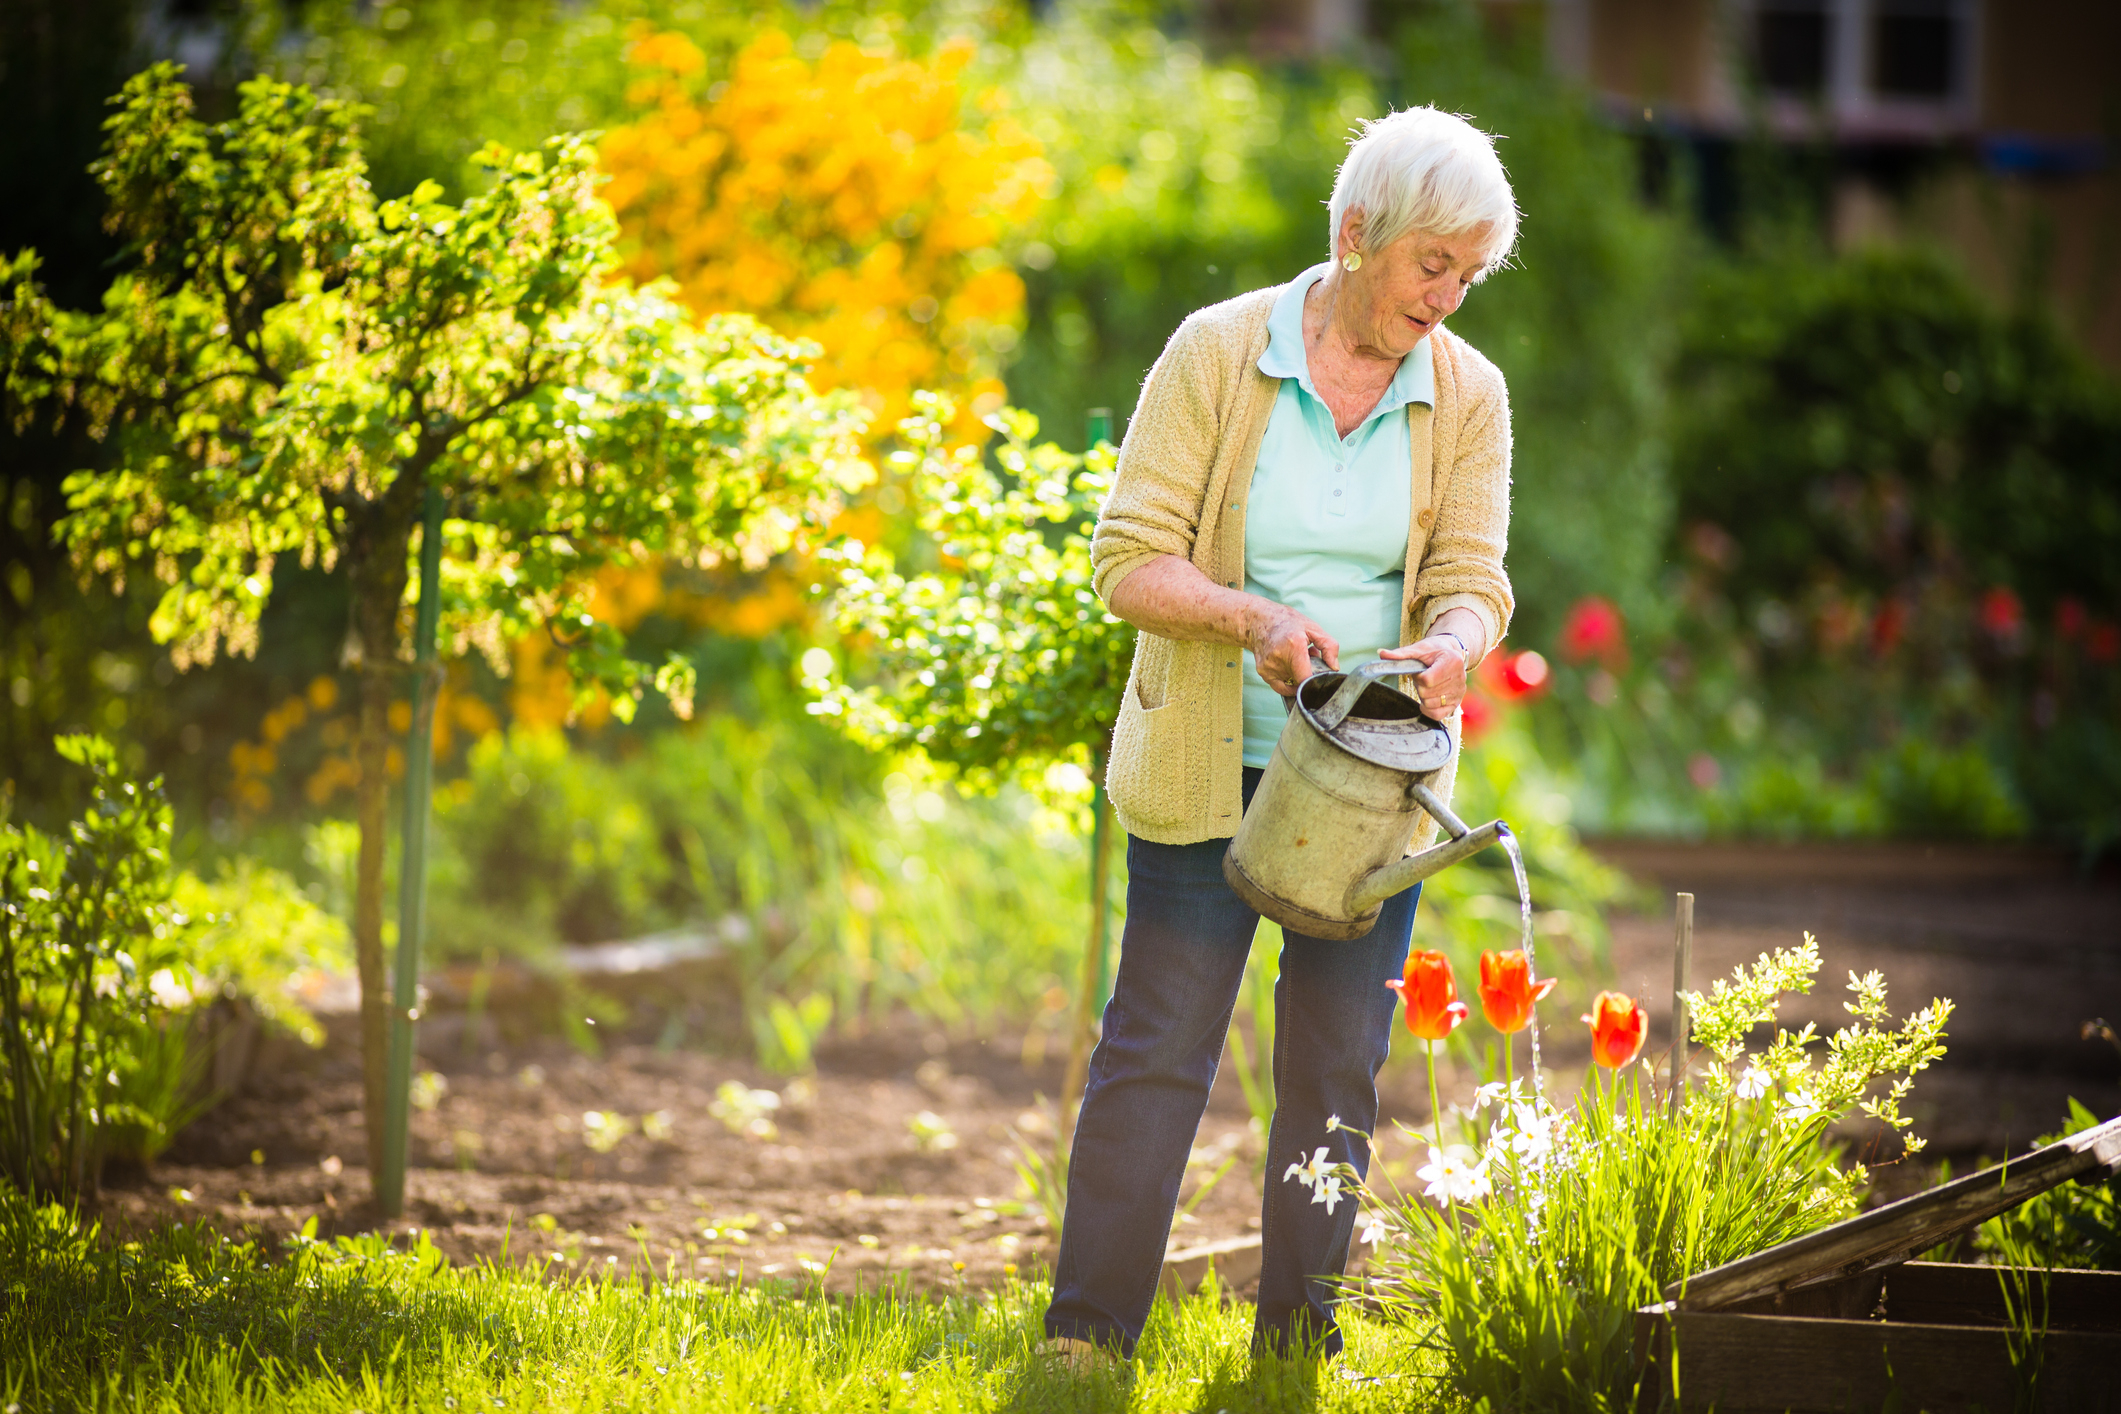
[1633,1114,2121,1413]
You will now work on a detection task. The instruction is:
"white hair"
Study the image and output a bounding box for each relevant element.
[1327,106,1519,278]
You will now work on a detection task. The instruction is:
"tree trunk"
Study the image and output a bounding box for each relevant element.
[341,497,415,1192]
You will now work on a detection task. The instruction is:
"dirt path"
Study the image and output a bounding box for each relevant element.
[112,842,2119,1290]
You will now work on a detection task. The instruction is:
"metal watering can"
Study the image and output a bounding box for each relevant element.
[1222,658,1509,941]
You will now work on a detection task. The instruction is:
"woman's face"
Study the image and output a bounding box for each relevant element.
[1336,219,1492,359]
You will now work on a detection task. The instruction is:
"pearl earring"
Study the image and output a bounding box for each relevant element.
[1342,250,1362,272]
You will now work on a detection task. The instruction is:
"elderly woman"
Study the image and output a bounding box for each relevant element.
[1045,107,1518,1362]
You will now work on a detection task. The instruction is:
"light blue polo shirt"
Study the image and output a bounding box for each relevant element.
[1241,264,1433,768]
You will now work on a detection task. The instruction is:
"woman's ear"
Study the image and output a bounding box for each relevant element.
[1337,207,1365,259]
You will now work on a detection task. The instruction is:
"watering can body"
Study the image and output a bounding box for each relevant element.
[1222,660,1507,941]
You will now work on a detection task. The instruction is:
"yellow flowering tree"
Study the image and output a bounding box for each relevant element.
[600,27,1053,444]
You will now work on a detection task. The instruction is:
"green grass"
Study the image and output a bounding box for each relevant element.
[1,1188,1453,1413]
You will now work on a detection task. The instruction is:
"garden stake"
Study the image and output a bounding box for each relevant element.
[379,487,445,1218]
[1085,406,1117,1017]
[1058,408,1119,1167]
[1669,891,1693,1115]
[1058,752,1112,1160]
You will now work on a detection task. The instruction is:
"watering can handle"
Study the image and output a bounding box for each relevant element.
[1280,649,1334,716]
[1312,657,1429,732]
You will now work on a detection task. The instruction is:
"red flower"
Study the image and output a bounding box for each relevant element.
[1388,950,1469,1042]
[1559,596,1627,669]
[2090,622,2120,664]
[1870,599,1909,657]
[1583,991,1647,1069]
[1483,649,1550,702]
[2056,598,2087,641]
[1477,949,1556,1034]
[1979,587,2023,638]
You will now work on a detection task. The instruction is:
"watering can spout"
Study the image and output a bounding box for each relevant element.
[1343,784,1508,916]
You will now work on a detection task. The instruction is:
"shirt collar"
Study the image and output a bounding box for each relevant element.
[1257,263,1435,416]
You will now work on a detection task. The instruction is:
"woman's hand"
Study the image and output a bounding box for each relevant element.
[1248,601,1339,697]
[1105,556,1339,696]
[1381,633,1468,719]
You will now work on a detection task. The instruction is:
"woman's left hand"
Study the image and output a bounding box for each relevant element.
[1381,635,1467,720]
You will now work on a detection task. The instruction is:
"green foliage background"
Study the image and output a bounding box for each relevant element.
[1,0,2117,1052]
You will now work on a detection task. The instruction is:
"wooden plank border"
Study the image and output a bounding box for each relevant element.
[1664,1116,2121,1311]
[1631,1304,2121,1413]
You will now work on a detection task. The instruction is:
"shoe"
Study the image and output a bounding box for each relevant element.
[1041,1335,1118,1374]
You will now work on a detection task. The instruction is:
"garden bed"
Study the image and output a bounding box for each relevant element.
[97,841,2121,1298]
[127,1017,1279,1296]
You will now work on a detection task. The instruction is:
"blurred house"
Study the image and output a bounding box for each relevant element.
[1547,0,2118,363]
[1215,0,2121,365]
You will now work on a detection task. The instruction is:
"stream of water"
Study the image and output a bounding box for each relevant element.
[1494,823,1543,1097]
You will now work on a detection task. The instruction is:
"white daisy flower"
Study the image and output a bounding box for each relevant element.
[1311,1174,1345,1214]
[1417,1145,1492,1206]
[1283,1146,1332,1189]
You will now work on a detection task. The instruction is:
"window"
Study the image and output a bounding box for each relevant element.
[1756,3,1831,95]
[1873,0,1957,99]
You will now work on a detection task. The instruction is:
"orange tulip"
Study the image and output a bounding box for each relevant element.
[1583,991,1648,1069]
[1478,949,1557,1034]
[1387,950,1469,1042]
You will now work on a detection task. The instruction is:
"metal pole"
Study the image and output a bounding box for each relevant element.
[1669,891,1693,1115]
[1090,783,1114,1010]
[1086,407,1113,452]
[378,486,445,1218]
[1085,408,1117,1014]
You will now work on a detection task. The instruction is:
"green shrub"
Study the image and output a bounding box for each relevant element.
[2,735,193,1196]
[1972,1098,2121,1272]
[173,859,353,1048]
[1704,754,1883,840]
[1,737,344,1197]
[1864,736,2028,841]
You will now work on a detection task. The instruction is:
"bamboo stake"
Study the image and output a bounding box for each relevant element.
[1058,772,1111,1157]
[1670,892,1693,1114]
[377,487,445,1218]
[1058,408,1118,1164]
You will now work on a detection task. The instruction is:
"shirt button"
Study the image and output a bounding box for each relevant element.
[1333,489,1343,496]
[1418,508,1435,528]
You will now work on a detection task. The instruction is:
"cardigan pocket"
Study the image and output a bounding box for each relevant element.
[1105,683,1192,831]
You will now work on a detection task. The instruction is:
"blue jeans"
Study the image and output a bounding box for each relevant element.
[1043,768,1420,1359]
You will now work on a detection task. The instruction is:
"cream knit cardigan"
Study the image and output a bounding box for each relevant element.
[1090,286,1515,847]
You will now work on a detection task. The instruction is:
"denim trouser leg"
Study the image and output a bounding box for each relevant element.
[1043,769,1419,1359]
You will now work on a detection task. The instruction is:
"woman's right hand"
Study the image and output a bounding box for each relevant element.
[1248,601,1339,697]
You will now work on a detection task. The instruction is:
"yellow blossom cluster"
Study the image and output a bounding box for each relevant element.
[599,27,1053,442]
[226,672,499,816]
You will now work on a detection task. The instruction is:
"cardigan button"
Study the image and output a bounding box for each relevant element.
[1418,508,1434,528]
